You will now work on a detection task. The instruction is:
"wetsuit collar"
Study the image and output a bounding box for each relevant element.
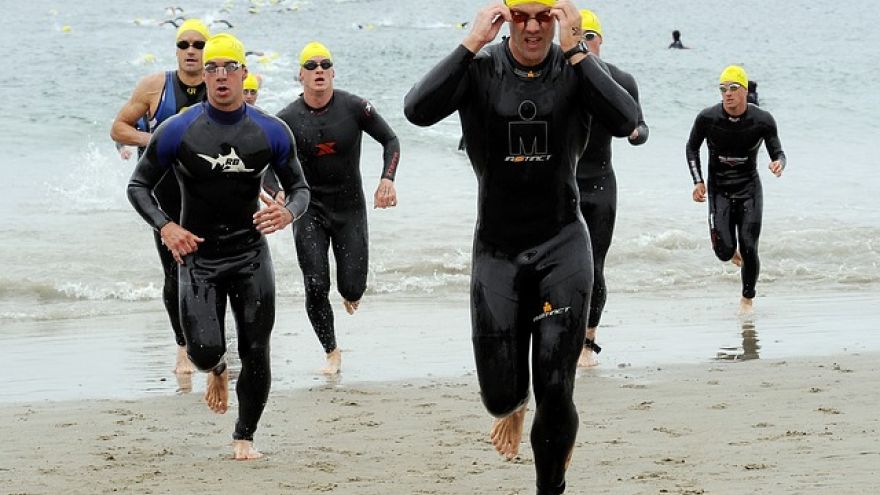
[722,103,748,121]
[503,38,551,79]
[302,92,335,113]
[204,100,247,125]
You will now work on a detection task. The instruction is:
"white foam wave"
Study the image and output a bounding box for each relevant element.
[46,142,130,213]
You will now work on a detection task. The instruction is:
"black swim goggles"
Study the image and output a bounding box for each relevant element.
[204,61,243,74]
[177,40,206,50]
[302,59,333,70]
[719,82,744,93]
[583,31,599,41]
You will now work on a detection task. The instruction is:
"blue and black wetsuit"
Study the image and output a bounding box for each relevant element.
[144,70,206,347]
[405,40,637,495]
[274,90,400,354]
[128,101,310,442]
[576,62,648,334]
[686,103,786,299]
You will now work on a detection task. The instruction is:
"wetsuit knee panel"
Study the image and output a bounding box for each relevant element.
[187,345,226,372]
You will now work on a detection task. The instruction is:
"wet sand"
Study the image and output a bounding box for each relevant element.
[1,289,878,493]
[1,351,878,494]
[1,289,878,403]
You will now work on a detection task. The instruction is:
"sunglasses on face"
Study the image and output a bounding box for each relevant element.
[204,61,242,74]
[177,40,206,50]
[243,89,258,95]
[302,59,333,70]
[510,10,553,25]
[719,82,744,93]
[584,32,599,41]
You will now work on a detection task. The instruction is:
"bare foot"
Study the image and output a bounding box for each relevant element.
[174,345,196,374]
[739,296,754,315]
[205,368,229,414]
[343,299,360,315]
[577,347,599,368]
[731,250,743,267]
[490,405,527,460]
[321,348,342,375]
[233,440,264,460]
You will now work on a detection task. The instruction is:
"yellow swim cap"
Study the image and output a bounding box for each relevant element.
[243,73,260,90]
[580,9,603,37]
[505,0,556,7]
[299,41,332,66]
[176,19,210,41]
[203,33,246,65]
[719,65,748,87]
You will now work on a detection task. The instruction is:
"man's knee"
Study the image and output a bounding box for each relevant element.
[481,387,528,418]
[187,344,226,372]
[338,280,366,303]
[713,244,736,261]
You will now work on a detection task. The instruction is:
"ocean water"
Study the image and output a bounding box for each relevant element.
[1,1,877,322]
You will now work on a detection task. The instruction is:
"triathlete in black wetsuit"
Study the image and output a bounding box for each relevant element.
[668,30,687,49]
[111,19,209,374]
[404,2,637,494]
[575,9,649,367]
[686,65,785,313]
[273,41,400,374]
[127,34,310,460]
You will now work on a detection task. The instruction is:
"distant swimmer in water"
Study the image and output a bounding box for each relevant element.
[243,73,261,105]
[405,1,637,493]
[158,16,186,28]
[273,41,401,375]
[575,9,649,368]
[668,29,688,49]
[212,19,234,29]
[165,6,184,16]
[686,65,786,314]
[747,80,759,105]
[110,18,209,375]
[128,33,310,460]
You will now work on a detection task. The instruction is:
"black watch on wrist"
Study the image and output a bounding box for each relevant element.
[563,40,589,60]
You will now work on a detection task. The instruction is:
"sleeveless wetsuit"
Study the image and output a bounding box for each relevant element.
[145,70,206,347]
[576,62,648,331]
[686,103,786,299]
[275,90,400,354]
[405,41,637,495]
[128,101,310,441]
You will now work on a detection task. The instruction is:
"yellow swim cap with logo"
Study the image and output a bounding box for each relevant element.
[505,0,556,7]
[299,41,332,66]
[203,33,246,65]
[176,19,210,41]
[580,9,603,37]
[243,73,260,90]
[719,65,748,87]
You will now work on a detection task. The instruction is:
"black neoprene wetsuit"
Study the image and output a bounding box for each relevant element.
[686,102,786,299]
[128,101,310,441]
[274,90,400,354]
[576,62,648,331]
[404,40,637,495]
[144,71,206,347]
